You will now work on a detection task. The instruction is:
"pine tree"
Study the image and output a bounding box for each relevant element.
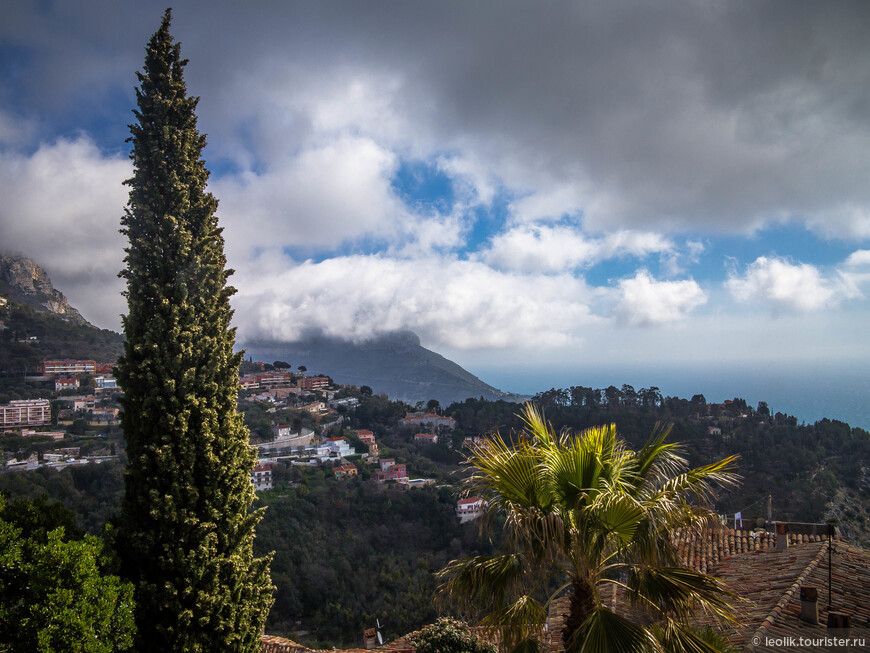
[116,10,273,651]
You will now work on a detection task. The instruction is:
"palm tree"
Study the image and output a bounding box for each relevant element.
[438,403,741,653]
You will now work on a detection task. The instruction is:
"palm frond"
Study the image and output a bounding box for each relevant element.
[625,566,741,624]
[585,489,644,548]
[468,438,546,509]
[572,606,661,653]
[480,594,548,652]
[441,402,741,653]
[518,403,556,448]
[646,456,740,506]
[650,621,738,653]
[436,553,529,614]
[501,504,567,563]
[541,445,601,513]
[632,424,688,489]
[576,423,619,461]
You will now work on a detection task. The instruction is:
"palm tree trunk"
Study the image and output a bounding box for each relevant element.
[563,578,595,650]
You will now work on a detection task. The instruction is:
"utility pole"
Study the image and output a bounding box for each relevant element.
[828,520,835,611]
[767,494,772,523]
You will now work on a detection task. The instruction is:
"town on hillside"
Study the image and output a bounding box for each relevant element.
[4,354,870,650]
[1,357,474,515]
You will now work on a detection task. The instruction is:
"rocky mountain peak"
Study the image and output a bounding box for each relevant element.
[0,253,88,325]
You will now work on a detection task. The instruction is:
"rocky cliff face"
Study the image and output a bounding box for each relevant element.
[0,253,88,324]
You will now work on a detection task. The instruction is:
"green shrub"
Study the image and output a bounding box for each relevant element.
[411,617,496,653]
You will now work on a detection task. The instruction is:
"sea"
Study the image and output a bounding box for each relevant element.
[472,361,870,432]
[242,340,869,431]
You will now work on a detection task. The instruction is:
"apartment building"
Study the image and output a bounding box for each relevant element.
[1,399,51,428]
[42,360,96,375]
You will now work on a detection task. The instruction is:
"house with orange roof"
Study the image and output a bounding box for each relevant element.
[251,464,273,491]
[356,430,375,444]
[399,412,456,430]
[54,377,80,391]
[374,463,407,482]
[413,433,437,445]
[334,464,358,478]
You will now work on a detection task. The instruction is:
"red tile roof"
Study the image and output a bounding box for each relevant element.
[670,526,828,574]
[710,541,870,651]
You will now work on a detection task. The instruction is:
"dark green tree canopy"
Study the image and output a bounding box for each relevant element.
[0,494,135,652]
[116,10,272,651]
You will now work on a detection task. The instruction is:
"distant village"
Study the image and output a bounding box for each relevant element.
[0,358,486,522]
[2,356,760,526]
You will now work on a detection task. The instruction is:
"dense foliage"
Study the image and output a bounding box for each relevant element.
[255,471,496,648]
[0,298,123,403]
[0,494,135,652]
[115,10,271,651]
[0,460,125,535]
[1,377,868,646]
[449,394,870,543]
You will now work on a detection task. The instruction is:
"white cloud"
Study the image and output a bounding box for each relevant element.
[481,225,673,273]
[390,213,466,256]
[613,270,707,326]
[0,110,38,148]
[844,249,870,268]
[726,256,837,312]
[231,254,599,350]
[508,185,585,225]
[804,204,870,241]
[0,136,129,328]
[662,240,705,276]
[836,250,870,299]
[214,135,409,259]
[436,154,497,206]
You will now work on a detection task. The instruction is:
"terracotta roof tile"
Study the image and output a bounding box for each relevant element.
[712,541,870,651]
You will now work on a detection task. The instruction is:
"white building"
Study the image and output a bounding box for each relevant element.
[323,437,353,458]
[251,464,273,491]
[95,376,118,390]
[456,497,485,523]
[400,412,457,430]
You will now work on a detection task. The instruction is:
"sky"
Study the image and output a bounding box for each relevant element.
[2,1,870,409]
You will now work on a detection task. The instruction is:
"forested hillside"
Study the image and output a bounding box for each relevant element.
[449,389,870,544]
[0,299,123,385]
[255,472,494,648]
[2,385,869,645]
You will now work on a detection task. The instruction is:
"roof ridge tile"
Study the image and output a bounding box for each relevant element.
[742,540,829,651]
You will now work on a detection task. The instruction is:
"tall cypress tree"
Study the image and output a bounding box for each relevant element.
[116,10,273,651]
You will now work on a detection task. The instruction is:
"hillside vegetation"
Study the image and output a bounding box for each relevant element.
[0,298,123,379]
[450,390,870,543]
[2,384,868,645]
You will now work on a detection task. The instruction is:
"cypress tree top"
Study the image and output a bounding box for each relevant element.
[117,10,272,651]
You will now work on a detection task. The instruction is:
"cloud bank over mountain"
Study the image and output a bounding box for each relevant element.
[2,0,870,371]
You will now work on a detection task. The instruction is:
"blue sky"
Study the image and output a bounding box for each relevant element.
[2,1,870,407]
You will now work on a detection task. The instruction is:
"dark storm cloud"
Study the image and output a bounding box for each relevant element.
[3,0,870,343]
[183,0,870,236]
[5,1,870,236]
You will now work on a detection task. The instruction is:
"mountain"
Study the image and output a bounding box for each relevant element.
[0,253,87,325]
[0,254,124,379]
[241,331,526,406]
